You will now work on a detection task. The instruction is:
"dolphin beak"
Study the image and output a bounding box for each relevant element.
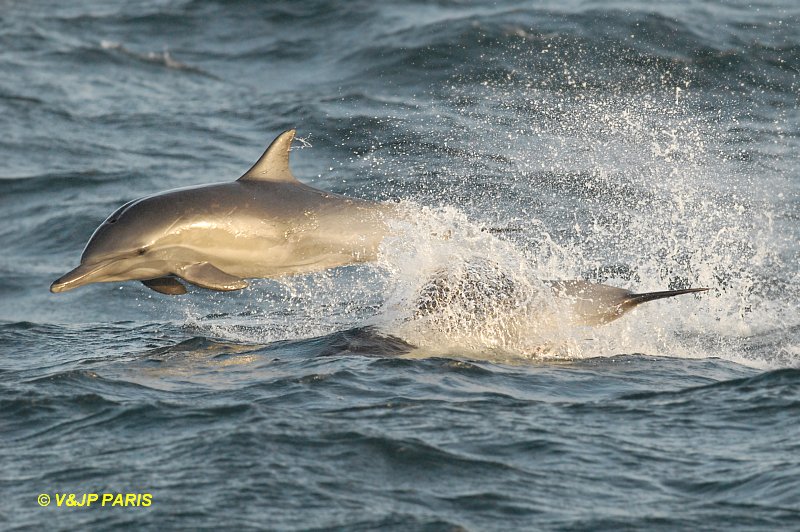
[50,261,111,293]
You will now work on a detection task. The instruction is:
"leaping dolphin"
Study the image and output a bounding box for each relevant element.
[50,130,388,295]
[51,129,706,326]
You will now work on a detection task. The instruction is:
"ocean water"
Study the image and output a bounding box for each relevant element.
[2,0,799,529]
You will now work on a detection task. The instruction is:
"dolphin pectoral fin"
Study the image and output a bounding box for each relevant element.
[142,277,188,295]
[177,263,248,291]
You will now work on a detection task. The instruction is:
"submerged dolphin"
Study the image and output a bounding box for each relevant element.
[51,130,388,295]
[51,129,706,326]
[415,260,707,326]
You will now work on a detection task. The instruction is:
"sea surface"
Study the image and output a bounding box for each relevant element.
[2,0,799,530]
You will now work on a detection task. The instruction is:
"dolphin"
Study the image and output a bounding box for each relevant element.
[51,129,707,328]
[50,130,389,295]
[414,260,707,326]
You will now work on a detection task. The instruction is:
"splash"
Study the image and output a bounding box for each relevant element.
[363,194,791,368]
[365,204,702,363]
[367,204,559,358]
[346,52,798,367]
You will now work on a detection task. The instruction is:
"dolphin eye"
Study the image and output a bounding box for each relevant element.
[137,248,147,255]
[108,218,117,224]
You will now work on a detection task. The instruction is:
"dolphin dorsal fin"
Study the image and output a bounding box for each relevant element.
[239,129,298,183]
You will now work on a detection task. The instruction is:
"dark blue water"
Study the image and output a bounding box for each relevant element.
[2,1,799,529]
